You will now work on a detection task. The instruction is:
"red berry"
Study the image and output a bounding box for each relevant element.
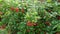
[15,8,19,12]
[27,21,33,26]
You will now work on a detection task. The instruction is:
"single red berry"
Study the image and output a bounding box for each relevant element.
[15,8,19,12]
[27,21,33,26]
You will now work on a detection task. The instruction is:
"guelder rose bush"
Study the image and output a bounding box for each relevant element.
[0,0,60,34]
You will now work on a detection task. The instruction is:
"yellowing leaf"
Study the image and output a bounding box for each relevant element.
[0,0,2,2]
[47,0,52,2]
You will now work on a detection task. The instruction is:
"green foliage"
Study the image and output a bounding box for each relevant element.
[0,0,60,34]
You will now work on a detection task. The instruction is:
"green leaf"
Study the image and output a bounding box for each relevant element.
[17,32,22,34]
[0,0,2,2]
[0,22,3,26]
[47,0,52,2]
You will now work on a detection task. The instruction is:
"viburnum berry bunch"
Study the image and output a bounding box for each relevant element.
[0,0,60,34]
